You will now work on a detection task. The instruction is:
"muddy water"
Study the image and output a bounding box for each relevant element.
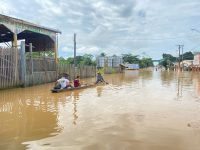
[0,70,200,150]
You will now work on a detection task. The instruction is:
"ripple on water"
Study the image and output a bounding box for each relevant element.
[187,121,200,129]
[1,71,200,150]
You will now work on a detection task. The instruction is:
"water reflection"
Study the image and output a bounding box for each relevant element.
[160,70,176,87]
[96,86,103,97]
[139,69,153,80]
[0,71,200,150]
[72,91,79,125]
[0,84,72,150]
[176,77,183,100]
[106,71,139,86]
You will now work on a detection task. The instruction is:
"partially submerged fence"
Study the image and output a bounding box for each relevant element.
[104,67,122,74]
[0,47,20,89]
[57,64,96,80]
[25,57,57,86]
[0,42,123,89]
[0,42,97,89]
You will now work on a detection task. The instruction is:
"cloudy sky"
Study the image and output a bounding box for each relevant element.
[1,0,200,59]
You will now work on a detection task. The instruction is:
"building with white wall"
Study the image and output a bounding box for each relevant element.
[96,56,123,68]
[193,52,200,66]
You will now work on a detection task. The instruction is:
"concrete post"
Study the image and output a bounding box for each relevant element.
[29,43,34,85]
[20,41,26,87]
[29,43,33,74]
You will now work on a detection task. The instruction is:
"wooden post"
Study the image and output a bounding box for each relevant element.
[12,33,17,48]
[20,41,26,87]
[54,34,58,79]
[13,33,18,82]
[54,35,58,64]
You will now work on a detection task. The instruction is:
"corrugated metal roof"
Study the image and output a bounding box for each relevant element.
[0,14,61,34]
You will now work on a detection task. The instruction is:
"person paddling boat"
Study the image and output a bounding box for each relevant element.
[95,72,108,84]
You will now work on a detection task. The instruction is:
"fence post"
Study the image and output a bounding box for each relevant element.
[29,43,34,85]
[29,43,33,74]
[20,41,26,87]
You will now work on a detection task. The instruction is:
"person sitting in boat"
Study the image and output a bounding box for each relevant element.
[74,75,81,87]
[95,72,108,84]
[54,76,70,89]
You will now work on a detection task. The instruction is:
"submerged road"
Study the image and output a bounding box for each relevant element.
[0,70,200,150]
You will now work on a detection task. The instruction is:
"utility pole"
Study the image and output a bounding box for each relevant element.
[177,45,184,71]
[181,45,184,71]
[74,33,76,78]
[181,45,184,61]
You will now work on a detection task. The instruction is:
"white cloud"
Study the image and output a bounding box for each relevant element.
[0,0,15,15]
[1,0,200,59]
[35,0,63,16]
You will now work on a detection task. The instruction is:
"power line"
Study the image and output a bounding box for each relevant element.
[74,33,76,67]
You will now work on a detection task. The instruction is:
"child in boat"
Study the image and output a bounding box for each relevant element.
[74,75,81,87]
[54,76,70,89]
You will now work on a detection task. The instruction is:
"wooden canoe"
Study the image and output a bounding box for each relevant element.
[51,83,96,93]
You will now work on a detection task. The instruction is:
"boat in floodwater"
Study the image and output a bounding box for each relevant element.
[51,82,107,93]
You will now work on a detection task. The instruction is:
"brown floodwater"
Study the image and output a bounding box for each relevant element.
[0,70,200,150]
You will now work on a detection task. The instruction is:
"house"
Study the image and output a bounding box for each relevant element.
[96,56,123,68]
[180,60,193,67]
[193,52,200,66]
[126,64,139,70]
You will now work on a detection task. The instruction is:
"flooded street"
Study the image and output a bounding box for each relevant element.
[0,70,200,150]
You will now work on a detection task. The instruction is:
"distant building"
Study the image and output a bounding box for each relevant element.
[107,56,113,67]
[193,52,200,66]
[181,60,193,67]
[96,56,123,68]
[112,56,123,67]
[97,56,105,67]
[126,64,139,70]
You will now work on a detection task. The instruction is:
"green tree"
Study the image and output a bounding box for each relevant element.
[59,54,96,66]
[159,53,176,69]
[80,54,96,65]
[139,58,154,68]
[100,52,106,57]
[181,51,194,60]
[66,57,74,64]
[162,54,176,62]
[122,53,139,64]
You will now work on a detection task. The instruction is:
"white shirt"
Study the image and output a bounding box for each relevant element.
[57,78,70,89]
